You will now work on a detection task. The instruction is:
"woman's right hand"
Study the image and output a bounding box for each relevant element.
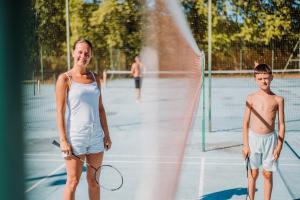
[61,141,72,158]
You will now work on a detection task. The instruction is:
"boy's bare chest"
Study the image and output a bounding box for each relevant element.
[252,97,278,113]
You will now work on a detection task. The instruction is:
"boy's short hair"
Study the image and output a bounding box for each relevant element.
[254,64,272,76]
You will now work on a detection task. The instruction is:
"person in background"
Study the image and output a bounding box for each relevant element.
[131,56,144,102]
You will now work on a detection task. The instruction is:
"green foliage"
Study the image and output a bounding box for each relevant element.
[34,0,66,56]
[89,0,143,66]
[183,0,299,53]
[24,0,39,75]
[27,0,300,72]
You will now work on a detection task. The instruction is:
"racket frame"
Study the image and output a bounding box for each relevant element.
[52,140,123,191]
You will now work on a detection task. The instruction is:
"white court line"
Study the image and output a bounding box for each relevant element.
[25,164,65,193]
[25,158,300,167]
[24,153,299,161]
[198,157,205,198]
[24,153,59,156]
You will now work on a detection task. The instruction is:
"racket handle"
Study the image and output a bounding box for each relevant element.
[52,140,61,148]
[52,140,83,161]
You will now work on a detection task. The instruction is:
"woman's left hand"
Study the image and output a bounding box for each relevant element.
[104,135,112,151]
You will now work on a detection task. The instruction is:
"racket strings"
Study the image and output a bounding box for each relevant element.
[98,165,124,191]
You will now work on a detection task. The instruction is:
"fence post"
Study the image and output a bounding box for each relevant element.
[240,49,243,70]
[271,49,274,70]
[33,71,36,96]
[298,40,300,70]
[53,73,56,91]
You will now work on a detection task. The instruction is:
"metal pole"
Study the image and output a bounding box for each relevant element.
[201,52,206,152]
[40,46,44,82]
[208,0,212,132]
[272,49,274,70]
[239,49,242,70]
[53,73,56,91]
[66,0,71,70]
[298,39,300,70]
[33,71,36,96]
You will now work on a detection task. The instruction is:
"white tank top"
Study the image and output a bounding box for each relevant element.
[65,72,101,128]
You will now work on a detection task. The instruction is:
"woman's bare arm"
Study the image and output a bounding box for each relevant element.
[95,73,111,150]
[274,96,285,160]
[56,73,72,155]
[242,95,252,158]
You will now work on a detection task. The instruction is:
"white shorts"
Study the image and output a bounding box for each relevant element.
[249,129,278,172]
[63,122,104,157]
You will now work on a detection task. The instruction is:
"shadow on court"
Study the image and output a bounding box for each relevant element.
[26,172,67,182]
[199,187,256,200]
[205,143,243,152]
[49,179,66,186]
[26,166,87,182]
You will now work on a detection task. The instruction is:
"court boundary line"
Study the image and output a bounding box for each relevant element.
[24,159,300,166]
[284,140,300,160]
[198,157,205,198]
[275,141,300,200]
[25,163,65,193]
[24,153,299,161]
[278,167,296,199]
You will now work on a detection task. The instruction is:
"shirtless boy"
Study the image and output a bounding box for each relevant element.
[242,64,285,200]
[131,56,143,101]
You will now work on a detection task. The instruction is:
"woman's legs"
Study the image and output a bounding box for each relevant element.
[64,155,85,200]
[86,152,104,200]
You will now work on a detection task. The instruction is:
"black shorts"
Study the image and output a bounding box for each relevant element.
[134,77,142,89]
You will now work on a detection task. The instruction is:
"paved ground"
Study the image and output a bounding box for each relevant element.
[23,77,300,200]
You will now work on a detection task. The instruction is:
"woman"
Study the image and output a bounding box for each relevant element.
[56,38,111,200]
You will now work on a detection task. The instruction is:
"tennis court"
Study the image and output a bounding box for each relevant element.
[24,76,300,200]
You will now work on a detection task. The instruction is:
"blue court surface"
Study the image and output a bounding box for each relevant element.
[24,77,300,200]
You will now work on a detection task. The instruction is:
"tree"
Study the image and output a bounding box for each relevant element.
[89,0,143,69]
[34,0,66,57]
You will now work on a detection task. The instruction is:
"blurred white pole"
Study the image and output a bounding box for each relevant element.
[66,0,71,70]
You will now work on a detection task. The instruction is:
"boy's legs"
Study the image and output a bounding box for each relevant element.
[248,169,259,200]
[263,169,273,200]
[261,132,276,200]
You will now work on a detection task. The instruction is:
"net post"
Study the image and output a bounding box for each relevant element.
[201,52,206,152]
[208,0,212,132]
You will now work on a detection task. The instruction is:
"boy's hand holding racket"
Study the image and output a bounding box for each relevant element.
[242,145,251,159]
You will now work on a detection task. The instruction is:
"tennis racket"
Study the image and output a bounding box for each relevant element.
[52,140,123,191]
[245,157,252,200]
